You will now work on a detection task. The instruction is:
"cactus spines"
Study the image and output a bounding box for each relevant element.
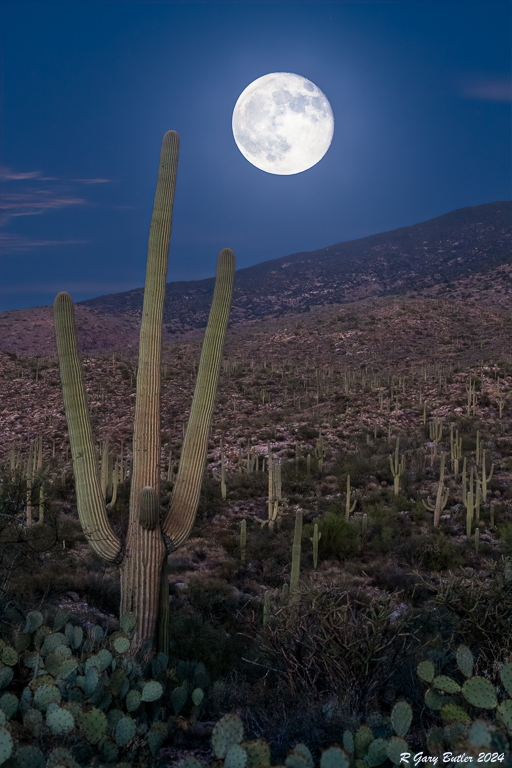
[432,675,461,694]
[140,486,158,530]
[54,131,235,651]
[440,703,471,724]
[462,677,499,709]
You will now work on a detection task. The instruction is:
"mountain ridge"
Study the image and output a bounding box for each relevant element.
[77,200,511,332]
[0,200,509,355]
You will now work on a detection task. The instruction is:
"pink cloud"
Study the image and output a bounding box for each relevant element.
[460,77,511,102]
[0,232,88,252]
[0,190,88,225]
[0,165,113,184]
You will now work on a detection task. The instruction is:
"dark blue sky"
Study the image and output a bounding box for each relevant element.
[0,0,510,312]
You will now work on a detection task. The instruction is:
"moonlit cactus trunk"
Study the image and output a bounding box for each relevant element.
[54,132,235,653]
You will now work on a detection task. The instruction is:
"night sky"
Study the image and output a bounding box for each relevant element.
[0,0,510,313]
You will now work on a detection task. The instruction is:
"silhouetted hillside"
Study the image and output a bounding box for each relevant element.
[0,200,509,355]
[78,200,511,333]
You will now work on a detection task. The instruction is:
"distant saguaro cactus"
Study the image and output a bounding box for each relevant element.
[54,131,235,653]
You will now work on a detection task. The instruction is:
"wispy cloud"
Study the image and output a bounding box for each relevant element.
[0,232,88,252]
[0,164,114,232]
[459,76,511,102]
[0,190,88,224]
[0,165,113,184]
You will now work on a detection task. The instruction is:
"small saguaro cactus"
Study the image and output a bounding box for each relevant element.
[389,437,405,496]
[475,449,494,504]
[450,426,463,479]
[240,519,246,564]
[220,442,227,500]
[290,510,303,592]
[309,522,321,569]
[422,452,449,528]
[345,474,356,520]
[53,131,235,654]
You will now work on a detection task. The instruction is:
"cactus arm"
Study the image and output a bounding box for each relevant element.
[129,130,179,527]
[162,248,235,548]
[290,510,303,591]
[53,292,122,563]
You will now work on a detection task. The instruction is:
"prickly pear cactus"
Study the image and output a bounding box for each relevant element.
[462,677,498,709]
[0,726,12,766]
[242,738,271,767]
[148,720,168,756]
[319,746,350,768]
[141,679,163,701]
[24,610,44,634]
[417,644,512,763]
[0,693,18,720]
[78,707,108,744]
[12,744,46,768]
[285,742,314,768]
[47,705,75,734]
[212,713,245,759]
[34,683,61,711]
[225,743,248,768]
[115,715,137,747]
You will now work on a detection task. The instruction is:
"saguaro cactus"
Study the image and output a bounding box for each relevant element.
[53,131,235,653]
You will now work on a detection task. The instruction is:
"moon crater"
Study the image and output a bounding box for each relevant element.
[232,72,334,175]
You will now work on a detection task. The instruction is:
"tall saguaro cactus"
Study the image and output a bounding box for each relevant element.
[53,131,235,652]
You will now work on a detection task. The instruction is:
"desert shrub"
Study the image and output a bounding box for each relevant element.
[228,470,268,499]
[303,513,359,561]
[496,521,512,554]
[397,531,464,571]
[363,556,420,593]
[243,578,429,728]
[185,575,244,626]
[167,607,256,681]
[298,424,319,440]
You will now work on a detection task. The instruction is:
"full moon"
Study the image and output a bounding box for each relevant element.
[232,72,334,175]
